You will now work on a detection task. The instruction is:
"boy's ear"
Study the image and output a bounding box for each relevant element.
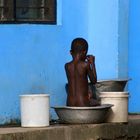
[83,50,87,54]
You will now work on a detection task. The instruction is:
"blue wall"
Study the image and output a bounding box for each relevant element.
[118,0,129,78]
[0,0,129,124]
[0,0,89,123]
[88,0,119,79]
[129,0,140,113]
[88,0,128,79]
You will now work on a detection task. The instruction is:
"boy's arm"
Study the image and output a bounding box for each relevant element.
[65,63,69,78]
[86,55,97,84]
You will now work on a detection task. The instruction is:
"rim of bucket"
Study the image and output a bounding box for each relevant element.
[100,92,128,94]
[99,95,129,98]
[20,94,50,97]
[99,91,129,98]
[97,78,131,82]
[99,92,129,98]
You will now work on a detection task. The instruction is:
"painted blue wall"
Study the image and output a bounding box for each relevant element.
[0,0,129,124]
[0,0,89,123]
[88,0,129,79]
[88,0,119,79]
[118,0,129,78]
[129,0,140,113]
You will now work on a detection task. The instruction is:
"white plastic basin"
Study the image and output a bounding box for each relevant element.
[100,92,129,122]
[20,94,50,127]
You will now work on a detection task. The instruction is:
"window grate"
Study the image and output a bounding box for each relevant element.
[0,0,56,24]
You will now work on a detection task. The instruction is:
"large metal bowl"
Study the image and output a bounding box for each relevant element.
[52,104,113,124]
[95,79,130,92]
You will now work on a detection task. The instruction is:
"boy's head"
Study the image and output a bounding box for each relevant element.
[71,38,88,58]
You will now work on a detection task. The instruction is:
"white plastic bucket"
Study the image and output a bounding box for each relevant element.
[100,92,129,123]
[20,94,50,127]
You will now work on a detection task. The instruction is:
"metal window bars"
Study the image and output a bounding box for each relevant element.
[0,0,56,23]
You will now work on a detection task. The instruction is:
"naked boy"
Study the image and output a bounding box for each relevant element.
[65,38,99,107]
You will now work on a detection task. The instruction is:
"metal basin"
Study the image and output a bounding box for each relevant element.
[95,79,130,92]
[52,104,113,124]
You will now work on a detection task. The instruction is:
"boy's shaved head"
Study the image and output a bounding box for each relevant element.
[71,38,88,54]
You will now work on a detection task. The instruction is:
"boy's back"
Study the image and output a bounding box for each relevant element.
[65,60,90,106]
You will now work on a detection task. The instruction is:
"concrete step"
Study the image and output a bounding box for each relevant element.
[0,117,140,140]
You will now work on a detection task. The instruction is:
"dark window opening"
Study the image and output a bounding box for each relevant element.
[0,0,56,24]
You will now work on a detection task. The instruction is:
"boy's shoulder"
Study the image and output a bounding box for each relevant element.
[79,61,89,67]
[65,61,89,69]
[65,61,73,69]
[65,61,72,66]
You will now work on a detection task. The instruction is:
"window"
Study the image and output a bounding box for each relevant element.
[0,0,56,24]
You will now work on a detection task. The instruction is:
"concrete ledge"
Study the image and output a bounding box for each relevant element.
[0,116,140,140]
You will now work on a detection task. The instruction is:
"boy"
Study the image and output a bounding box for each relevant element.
[65,38,99,107]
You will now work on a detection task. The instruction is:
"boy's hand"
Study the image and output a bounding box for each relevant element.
[87,55,95,64]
